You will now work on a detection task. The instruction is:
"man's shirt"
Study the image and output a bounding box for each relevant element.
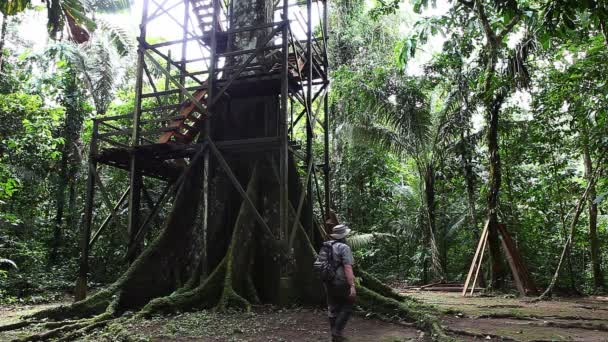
[331,239,353,286]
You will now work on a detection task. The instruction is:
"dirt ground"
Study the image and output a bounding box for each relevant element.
[2,292,608,341]
[405,290,608,341]
[0,304,422,342]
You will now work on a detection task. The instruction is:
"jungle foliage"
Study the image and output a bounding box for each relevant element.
[0,0,606,308]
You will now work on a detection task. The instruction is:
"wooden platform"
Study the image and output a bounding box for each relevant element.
[94,137,287,180]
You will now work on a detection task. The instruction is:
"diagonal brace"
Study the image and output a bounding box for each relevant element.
[208,139,276,240]
[89,186,130,247]
[144,50,209,116]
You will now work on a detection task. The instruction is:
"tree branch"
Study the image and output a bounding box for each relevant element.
[473,0,498,45]
[497,14,522,42]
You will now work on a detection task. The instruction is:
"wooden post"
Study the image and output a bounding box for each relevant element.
[323,90,330,218]
[127,0,149,264]
[322,0,330,218]
[497,223,536,296]
[179,0,189,103]
[201,0,219,278]
[279,3,289,242]
[304,0,314,242]
[470,231,488,295]
[462,220,489,296]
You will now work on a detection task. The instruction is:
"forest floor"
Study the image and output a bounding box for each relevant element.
[1,291,608,341]
[404,290,608,341]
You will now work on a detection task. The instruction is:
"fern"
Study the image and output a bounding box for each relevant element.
[346,233,396,250]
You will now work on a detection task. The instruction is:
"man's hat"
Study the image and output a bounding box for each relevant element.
[330,224,351,240]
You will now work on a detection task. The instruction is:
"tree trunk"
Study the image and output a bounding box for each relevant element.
[50,72,85,263]
[536,171,599,300]
[423,164,444,280]
[50,147,69,262]
[0,14,7,73]
[486,94,506,289]
[16,0,448,339]
[582,132,604,292]
[551,152,578,292]
[461,134,477,230]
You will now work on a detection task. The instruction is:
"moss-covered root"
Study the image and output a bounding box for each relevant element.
[356,268,417,303]
[0,321,36,332]
[356,285,453,342]
[54,318,114,342]
[15,312,114,342]
[138,253,237,317]
[25,287,115,321]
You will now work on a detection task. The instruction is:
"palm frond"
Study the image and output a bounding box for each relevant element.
[0,258,18,270]
[347,233,396,250]
[62,0,97,31]
[0,0,30,15]
[444,214,467,238]
[97,19,135,57]
[506,34,537,89]
[348,122,411,155]
[88,0,132,13]
[85,32,122,113]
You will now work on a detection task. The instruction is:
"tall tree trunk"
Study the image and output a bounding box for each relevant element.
[460,131,477,229]
[50,147,69,262]
[464,0,522,291]
[17,1,450,338]
[0,14,7,73]
[485,94,506,289]
[423,164,444,280]
[582,131,604,292]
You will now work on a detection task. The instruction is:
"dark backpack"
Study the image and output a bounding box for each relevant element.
[313,241,338,282]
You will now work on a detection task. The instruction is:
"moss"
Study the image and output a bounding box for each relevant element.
[356,286,453,341]
[138,258,228,317]
[357,268,412,302]
[27,287,115,321]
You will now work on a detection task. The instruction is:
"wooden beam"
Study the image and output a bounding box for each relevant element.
[208,139,276,240]
[463,220,489,296]
[470,230,488,296]
[89,186,130,247]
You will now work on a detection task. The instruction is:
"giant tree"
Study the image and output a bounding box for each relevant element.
[2,0,450,340]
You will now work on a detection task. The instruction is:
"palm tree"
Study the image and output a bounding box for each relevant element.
[36,23,134,262]
[1,0,131,42]
[335,67,464,281]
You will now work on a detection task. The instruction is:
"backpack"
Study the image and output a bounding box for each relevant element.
[313,241,338,283]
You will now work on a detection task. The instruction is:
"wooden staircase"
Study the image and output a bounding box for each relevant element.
[158,87,209,144]
[155,1,312,145]
[189,0,228,52]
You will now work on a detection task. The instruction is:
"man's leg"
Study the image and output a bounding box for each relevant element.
[333,301,353,339]
[326,286,339,337]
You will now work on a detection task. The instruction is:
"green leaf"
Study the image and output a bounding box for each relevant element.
[0,0,30,15]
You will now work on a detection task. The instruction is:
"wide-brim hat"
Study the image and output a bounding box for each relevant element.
[330,224,351,240]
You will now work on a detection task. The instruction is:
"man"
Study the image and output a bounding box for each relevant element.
[325,224,356,342]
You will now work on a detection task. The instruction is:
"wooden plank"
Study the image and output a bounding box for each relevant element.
[470,231,489,296]
[497,223,537,295]
[462,220,490,296]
